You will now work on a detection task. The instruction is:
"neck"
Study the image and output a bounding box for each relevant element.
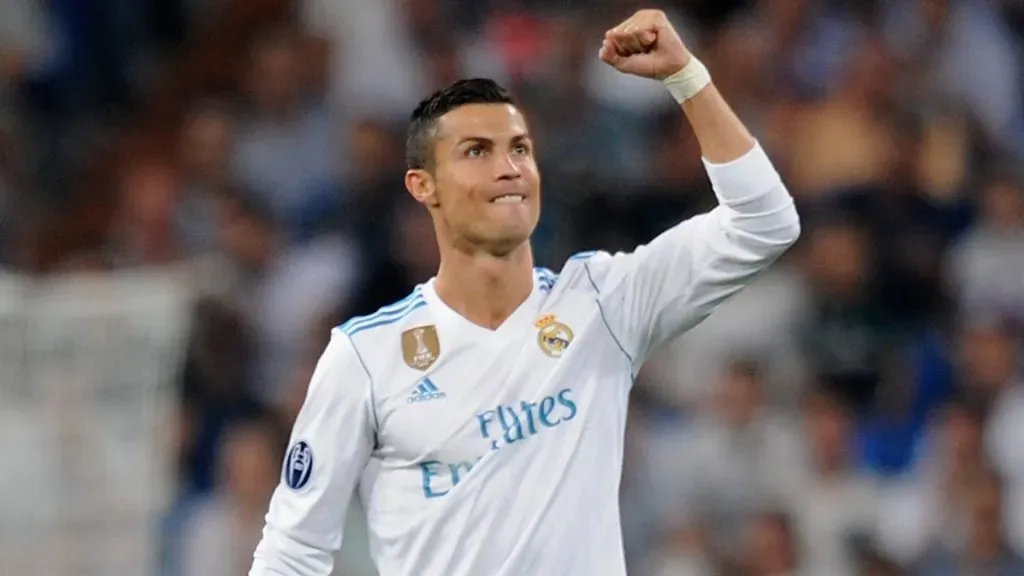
[434,242,534,330]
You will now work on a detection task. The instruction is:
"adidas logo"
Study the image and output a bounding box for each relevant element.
[407,378,446,404]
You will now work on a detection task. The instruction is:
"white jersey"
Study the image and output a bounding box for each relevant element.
[250,143,800,576]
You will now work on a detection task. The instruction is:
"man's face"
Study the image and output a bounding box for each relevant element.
[181,108,234,180]
[250,42,299,115]
[415,103,541,255]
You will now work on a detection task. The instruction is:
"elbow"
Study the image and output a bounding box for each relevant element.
[723,180,801,254]
[250,525,334,576]
[770,208,801,259]
[780,207,801,248]
[742,201,801,259]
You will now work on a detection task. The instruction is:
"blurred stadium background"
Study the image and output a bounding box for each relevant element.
[0,0,1023,574]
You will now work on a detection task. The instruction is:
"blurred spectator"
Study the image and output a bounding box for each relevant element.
[0,0,52,138]
[175,98,237,258]
[216,189,358,406]
[979,323,1024,482]
[301,0,431,118]
[518,14,632,195]
[883,0,1023,155]
[0,120,34,268]
[732,0,862,103]
[0,0,54,189]
[338,194,438,320]
[863,117,969,327]
[106,159,182,267]
[855,545,907,576]
[334,117,406,255]
[792,385,879,576]
[0,0,52,87]
[913,467,1024,575]
[670,359,805,565]
[800,218,890,413]
[231,26,335,238]
[784,35,902,198]
[176,297,263,495]
[875,394,991,564]
[740,511,803,576]
[946,168,1024,326]
[178,415,285,576]
[956,320,1019,407]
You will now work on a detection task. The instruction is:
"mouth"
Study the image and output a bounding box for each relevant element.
[490,194,526,205]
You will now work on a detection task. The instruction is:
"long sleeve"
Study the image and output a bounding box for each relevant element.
[250,331,375,575]
[581,142,800,371]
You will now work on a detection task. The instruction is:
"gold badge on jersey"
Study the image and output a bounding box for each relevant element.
[402,325,440,370]
[535,315,574,358]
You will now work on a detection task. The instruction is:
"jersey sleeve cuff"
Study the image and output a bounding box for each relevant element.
[701,141,784,207]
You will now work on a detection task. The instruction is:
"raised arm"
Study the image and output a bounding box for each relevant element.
[250,332,375,575]
[581,10,800,370]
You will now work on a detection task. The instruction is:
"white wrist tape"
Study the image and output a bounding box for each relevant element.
[662,56,711,104]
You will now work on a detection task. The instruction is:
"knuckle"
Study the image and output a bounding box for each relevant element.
[645,9,667,23]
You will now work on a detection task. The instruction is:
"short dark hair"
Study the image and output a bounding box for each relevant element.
[405,78,515,170]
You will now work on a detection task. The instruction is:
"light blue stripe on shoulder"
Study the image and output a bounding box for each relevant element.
[338,287,425,336]
[536,267,557,281]
[344,299,427,336]
[535,267,558,292]
[342,297,425,334]
[338,289,421,332]
[568,250,598,262]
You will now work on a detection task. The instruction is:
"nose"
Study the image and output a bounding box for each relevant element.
[495,153,521,181]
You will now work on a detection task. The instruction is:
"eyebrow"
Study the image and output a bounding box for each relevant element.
[455,133,532,147]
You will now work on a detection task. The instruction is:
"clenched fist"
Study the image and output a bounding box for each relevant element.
[599,9,691,80]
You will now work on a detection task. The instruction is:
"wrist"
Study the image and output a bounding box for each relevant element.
[661,56,711,104]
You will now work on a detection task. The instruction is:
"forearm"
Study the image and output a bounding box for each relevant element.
[680,82,755,164]
[666,59,789,213]
[592,8,800,364]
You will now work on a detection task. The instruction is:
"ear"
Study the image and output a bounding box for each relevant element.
[405,169,440,208]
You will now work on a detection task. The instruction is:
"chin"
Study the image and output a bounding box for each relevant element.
[486,235,531,257]
[478,226,533,257]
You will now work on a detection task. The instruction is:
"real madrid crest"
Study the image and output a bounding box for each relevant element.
[402,325,440,370]
[535,314,574,358]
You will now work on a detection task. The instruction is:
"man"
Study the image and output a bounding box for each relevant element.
[251,9,800,576]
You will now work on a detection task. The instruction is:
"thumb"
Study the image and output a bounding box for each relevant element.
[637,28,657,49]
[598,39,623,67]
[599,40,660,78]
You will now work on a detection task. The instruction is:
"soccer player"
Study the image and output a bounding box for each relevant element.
[251,9,800,576]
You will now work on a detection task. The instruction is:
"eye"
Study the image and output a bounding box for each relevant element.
[513,142,530,155]
[466,145,486,158]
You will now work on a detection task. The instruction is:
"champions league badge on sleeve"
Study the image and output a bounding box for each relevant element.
[284,440,314,491]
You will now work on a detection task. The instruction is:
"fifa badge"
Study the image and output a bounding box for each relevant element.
[402,325,440,370]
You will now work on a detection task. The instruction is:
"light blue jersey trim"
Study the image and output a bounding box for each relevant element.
[338,287,426,336]
[568,250,598,262]
[535,267,558,292]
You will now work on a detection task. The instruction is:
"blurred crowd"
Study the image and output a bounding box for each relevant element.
[2,0,1024,574]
